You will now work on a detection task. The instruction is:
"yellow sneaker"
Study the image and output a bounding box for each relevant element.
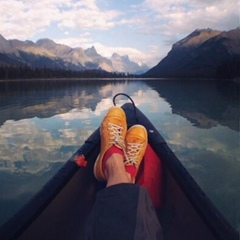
[124,124,148,183]
[94,106,127,181]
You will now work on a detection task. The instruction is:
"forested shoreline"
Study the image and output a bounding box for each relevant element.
[0,59,239,80]
[0,64,135,80]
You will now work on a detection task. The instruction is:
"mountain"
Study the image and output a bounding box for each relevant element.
[0,34,24,65]
[144,28,240,78]
[111,53,149,74]
[36,40,114,71]
[0,36,74,70]
[0,35,18,53]
[0,34,148,74]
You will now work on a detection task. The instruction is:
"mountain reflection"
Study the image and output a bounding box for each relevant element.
[144,79,239,131]
[1,79,239,131]
[0,80,116,125]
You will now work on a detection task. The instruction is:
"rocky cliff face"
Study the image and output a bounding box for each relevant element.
[144,28,240,78]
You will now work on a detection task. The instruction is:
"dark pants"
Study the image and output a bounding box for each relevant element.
[84,183,163,240]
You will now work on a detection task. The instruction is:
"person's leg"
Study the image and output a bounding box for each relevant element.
[84,184,142,240]
[85,107,163,239]
[84,184,163,240]
[104,153,131,187]
[94,106,127,182]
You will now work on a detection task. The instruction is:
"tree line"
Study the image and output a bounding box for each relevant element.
[0,64,135,80]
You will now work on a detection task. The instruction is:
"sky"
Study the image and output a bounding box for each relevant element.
[0,0,239,67]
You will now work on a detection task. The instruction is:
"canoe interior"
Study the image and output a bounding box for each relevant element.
[17,147,101,240]
[0,103,238,240]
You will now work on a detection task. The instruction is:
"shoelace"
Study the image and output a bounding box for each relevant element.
[124,142,144,166]
[107,122,127,156]
[107,122,144,166]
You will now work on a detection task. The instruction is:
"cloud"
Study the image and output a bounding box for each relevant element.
[57,108,92,121]
[0,0,63,39]
[1,0,238,41]
[0,0,121,39]
[139,0,239,39]
[58,5,121,31]
[54,32,93,49]
[93,42,152,64]
[162,114,239,159]
[0,117,92,174]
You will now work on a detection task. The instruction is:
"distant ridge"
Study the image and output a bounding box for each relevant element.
[144,28,240,79]
[0,34,149,74]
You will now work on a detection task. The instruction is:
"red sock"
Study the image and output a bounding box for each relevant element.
[125,165,137,182]
[102,146,124,174]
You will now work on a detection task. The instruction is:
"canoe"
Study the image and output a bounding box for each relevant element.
[0,99,238,240]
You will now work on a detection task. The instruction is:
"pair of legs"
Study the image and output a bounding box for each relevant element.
[94,106,148,185]
[84,106,163,240]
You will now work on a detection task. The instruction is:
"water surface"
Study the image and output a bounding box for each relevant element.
[0,79,239,230]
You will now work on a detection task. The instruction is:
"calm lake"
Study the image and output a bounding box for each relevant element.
[0,79,239,231]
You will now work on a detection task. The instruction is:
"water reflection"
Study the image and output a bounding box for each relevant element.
[0,79,239,230]
[144,79,239,131]
[1,79,238,131]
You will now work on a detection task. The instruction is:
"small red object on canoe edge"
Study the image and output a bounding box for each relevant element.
[76,155,88,167]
